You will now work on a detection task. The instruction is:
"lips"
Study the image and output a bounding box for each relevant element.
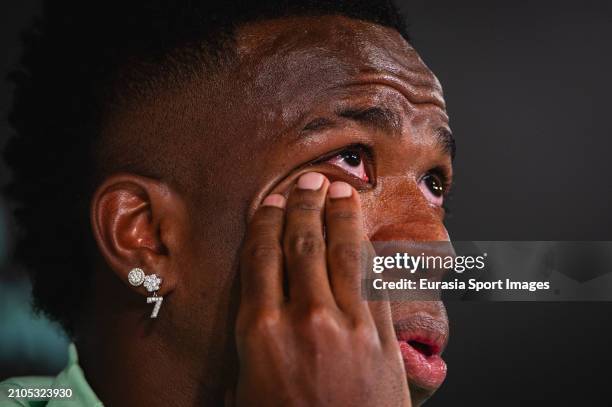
[394,313,448,391]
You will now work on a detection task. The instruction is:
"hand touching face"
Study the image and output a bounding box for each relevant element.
[101,15,453,405]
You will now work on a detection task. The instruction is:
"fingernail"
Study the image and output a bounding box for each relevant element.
[261,194,286,208]
[297,172,325,190]
[328,182,353,199]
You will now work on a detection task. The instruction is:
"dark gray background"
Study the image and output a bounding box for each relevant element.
[404,1,612,405]
[1,0,611,405]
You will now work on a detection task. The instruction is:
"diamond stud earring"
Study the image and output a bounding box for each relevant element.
[128,267,164,318]
[128,268,145,286]
[143,274,162,292]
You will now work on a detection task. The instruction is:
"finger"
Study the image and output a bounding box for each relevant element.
[363,239,397,345]
[324,181,370,316]
[283,172,334,307]
[240,194,286,310]
[368,296,397,346]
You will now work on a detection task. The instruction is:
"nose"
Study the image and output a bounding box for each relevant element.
[363,175,454,292]
[363,175,450,243]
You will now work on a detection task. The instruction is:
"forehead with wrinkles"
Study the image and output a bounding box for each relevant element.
[233,16,445,128]
[98,15,448,185]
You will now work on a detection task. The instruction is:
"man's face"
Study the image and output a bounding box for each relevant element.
[120,15,452,405]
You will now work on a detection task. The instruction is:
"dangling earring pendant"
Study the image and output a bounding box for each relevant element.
[128,268,164,318]
[147,295,163,318]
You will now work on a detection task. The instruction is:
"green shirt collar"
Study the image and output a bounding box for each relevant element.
[0,343,103,406]
[47,343,103,406]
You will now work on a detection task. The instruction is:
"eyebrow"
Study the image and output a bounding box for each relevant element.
[437,127,456,160]
[301,106,401,134]
[301,108,456,161]
[336,106,403,134]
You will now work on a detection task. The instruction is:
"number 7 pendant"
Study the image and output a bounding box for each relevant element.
[147,296,163,318]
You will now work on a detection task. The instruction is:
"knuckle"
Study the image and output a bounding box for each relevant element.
[249,213,279,232]
[286,199,323,215]
[237,310,282,340]
[328,209,359,222]
[329,241,362,267]
[287,230,325,257]
[299,305,339,333]
[244,242,281,263]
[352,319,380,348]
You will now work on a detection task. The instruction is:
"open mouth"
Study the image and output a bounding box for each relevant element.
[405,338,439,357]
[394,315,448,391]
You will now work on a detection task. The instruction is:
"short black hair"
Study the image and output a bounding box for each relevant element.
[4,0,408,336]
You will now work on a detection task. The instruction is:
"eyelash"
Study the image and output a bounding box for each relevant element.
[316,144,452,213]
[419,168,453,212]
[424,168,452,195]
[314,144,375,188]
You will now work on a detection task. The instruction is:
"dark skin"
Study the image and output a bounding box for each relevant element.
[80,15,453,406]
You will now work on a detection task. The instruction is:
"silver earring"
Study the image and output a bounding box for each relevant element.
[128,267,164,318]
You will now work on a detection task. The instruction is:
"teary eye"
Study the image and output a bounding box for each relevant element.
[419,173,445,207]
[326,147,369,182]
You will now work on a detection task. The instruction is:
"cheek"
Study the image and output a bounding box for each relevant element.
[172,219,243,367]
[360,177,448,242]
[369,221,449,242]
[179,197,246,310]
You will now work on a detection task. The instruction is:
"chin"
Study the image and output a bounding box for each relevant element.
[409,381,442,406]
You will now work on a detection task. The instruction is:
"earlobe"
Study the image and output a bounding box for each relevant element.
[90,174,181,297]
[127,267,165,318]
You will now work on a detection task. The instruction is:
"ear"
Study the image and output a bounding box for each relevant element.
[90,173,186,297]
